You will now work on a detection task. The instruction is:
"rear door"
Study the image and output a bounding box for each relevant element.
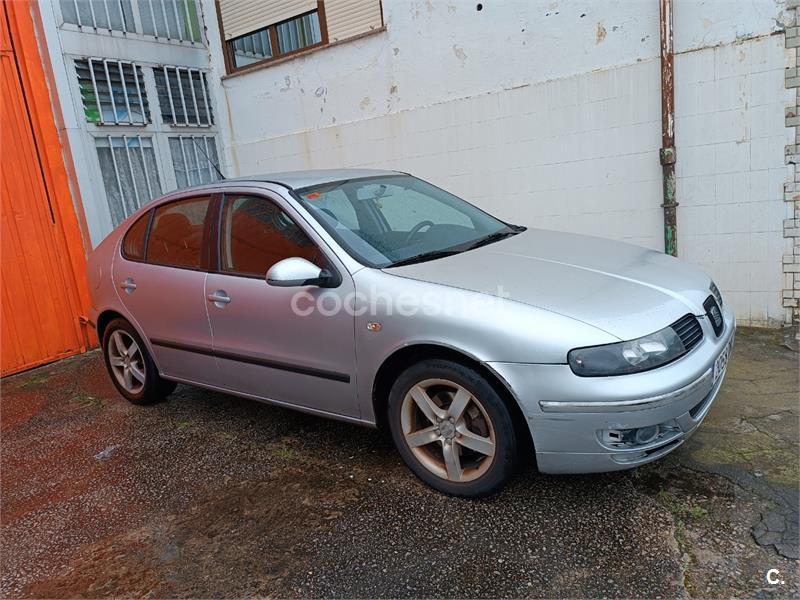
[114,195,219,384]
[204,191,359,418]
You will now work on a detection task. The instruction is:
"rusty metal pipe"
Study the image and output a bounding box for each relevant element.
[660,0,677,256]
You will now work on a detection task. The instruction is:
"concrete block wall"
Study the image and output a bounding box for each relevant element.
[219,35,788,326]
[677,36,792,327]
[205,1,790,327]
[784,1,800,329]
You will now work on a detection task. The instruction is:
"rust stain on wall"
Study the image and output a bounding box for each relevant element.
[596,22,607,44]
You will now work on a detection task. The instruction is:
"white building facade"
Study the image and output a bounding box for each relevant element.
[202,0,798,328]
[38,0,224,246]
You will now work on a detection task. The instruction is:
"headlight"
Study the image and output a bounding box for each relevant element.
[568,325,688,377]
[710,280,723,307]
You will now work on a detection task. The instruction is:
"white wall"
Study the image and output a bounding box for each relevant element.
[205,0,791,326]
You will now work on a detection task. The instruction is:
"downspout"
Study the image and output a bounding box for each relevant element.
[659,0,678,256]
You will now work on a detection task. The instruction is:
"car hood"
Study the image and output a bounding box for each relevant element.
[384,229,713,340]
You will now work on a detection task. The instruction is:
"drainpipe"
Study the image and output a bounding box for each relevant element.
[659,0,678,256]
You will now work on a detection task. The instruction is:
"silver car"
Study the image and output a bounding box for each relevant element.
[87,169,734,497]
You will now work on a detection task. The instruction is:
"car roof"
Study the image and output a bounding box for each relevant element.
[224,168,405,191]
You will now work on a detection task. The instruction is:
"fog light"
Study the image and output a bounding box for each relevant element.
[600,422,676,449]
[633,425,659,445]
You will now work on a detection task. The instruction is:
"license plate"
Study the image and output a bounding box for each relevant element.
[713,339,732,384]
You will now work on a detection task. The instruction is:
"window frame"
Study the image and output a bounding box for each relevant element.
[94,134,164,225]
[154,65,214,127]
[76,58,150,126]
[72,57,221,227]
[213,192,341,283]
[119,194,220,272]
[221,2,330,74]
[169,135,221,188]
[57,0,204,46]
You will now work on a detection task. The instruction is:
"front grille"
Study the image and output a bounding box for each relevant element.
[703,295,724,337]
[671,314,703,351]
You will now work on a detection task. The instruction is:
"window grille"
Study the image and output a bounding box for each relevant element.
[154,66,213,126]
[76,58,149,125]
[61,0,133,33]
[138,0,202,43]
[96,136,162,225]
[169,136,220,188]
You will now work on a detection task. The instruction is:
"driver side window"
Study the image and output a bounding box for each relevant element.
[220,195,325,277]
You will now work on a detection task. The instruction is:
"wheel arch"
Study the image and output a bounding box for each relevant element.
[96,309,127,343]
[96,309,164,374]
[371,343,534,455]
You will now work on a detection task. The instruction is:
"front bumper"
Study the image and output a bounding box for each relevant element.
[487,305,735,474]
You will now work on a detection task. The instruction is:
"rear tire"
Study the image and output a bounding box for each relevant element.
[387,359,518,497]
[102,318,176,405]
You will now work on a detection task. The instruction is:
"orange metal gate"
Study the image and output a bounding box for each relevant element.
[1,1,93,376]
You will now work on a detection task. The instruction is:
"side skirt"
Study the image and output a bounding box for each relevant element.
[162,374,378,429]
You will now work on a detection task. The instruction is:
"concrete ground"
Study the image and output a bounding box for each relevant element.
[1,328,797,598]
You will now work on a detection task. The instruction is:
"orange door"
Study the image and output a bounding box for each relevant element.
[1,1,92,376]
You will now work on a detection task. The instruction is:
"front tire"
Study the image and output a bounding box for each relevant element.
[102,318,176,405]
[387,359,518,497]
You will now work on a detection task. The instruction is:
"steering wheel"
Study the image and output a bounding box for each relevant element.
[404,220,435,244]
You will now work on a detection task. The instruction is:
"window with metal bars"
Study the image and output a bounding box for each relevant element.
[153,66,213,126]
[169,136,220,188]
[226,10,322,71]
[60,0,134,33]
[138,0,202,43]
[76,58,150,125]
[95,136,162,225]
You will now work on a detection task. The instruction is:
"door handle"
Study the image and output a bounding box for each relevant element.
[207,290,231,305]
[119,278,137,293]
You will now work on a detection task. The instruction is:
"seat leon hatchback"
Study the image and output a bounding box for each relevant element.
[88,169,734,497]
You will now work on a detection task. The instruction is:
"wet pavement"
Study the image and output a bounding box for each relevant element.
[1,327,797,598]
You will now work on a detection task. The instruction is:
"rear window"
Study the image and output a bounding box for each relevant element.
[147,197,211,269]
[121,212,150,261]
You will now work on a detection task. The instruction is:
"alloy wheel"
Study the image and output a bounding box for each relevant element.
[400,378,496,482]
[107,330,146,394]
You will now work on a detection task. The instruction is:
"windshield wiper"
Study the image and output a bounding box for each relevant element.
[386,248,463,268]
[463,228,519,251]
[387,228,522,268]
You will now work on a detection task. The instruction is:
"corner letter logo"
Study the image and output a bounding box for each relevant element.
[766,569,784,585]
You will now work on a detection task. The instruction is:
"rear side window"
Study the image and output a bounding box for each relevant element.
[122,212,150,261]
[147,197,211,269]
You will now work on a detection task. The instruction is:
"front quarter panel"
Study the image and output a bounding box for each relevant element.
[352,269,618,422]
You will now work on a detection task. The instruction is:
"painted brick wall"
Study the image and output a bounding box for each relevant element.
[676,36,792,327]
[218,35,788,326]
[784,1,800,330]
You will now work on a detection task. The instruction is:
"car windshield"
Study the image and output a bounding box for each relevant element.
[294,175,519,268]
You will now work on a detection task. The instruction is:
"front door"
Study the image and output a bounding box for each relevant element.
[115,195,218,384]
[205,193,358,418]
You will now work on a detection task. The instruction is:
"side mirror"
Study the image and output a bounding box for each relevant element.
[266,257,338,288]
